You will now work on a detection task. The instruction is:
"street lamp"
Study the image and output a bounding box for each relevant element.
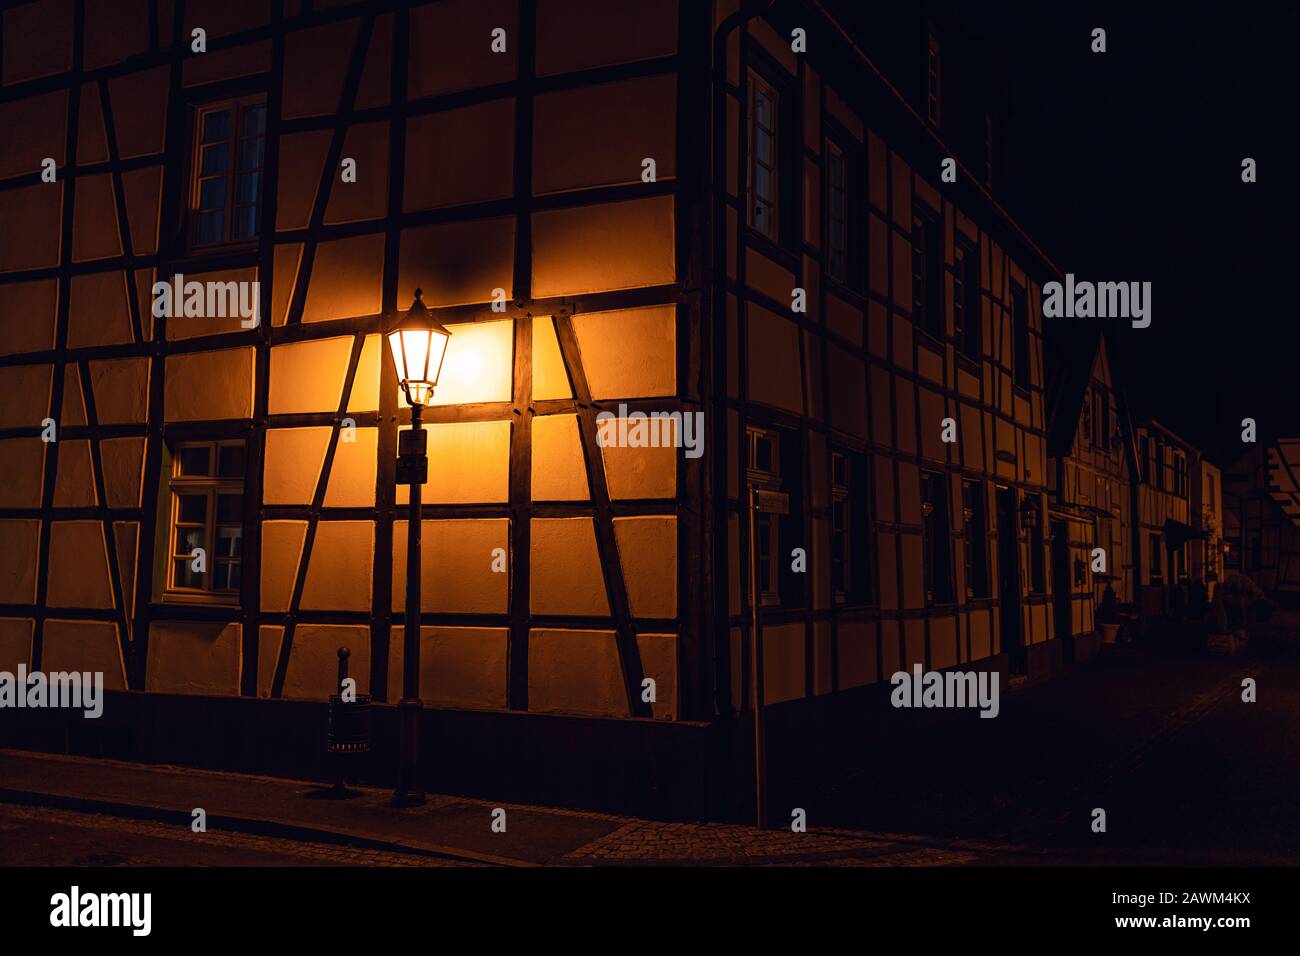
[387,288,451,807]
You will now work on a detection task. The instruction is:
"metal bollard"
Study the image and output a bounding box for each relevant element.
[325,647,372,796]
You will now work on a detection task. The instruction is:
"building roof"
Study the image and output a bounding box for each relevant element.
[1044,321,1101,459]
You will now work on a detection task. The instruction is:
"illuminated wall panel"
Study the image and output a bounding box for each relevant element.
[0,618,35,672]
[145,621,242,696]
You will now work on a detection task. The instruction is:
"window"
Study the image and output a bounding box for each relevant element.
[831,452,851,601]
[165,441,246,600]
[1149,533,1163,582]
[1028,497,1045,593]
[952,240,980,361]
[1011,282,1030,387]
[825,140,849,283]
[912,205,943,340]
[748,71,779,241]
[747,427,782,605]
[1173,451,1187,497]
[926,35,941,126]
[921,470,953,605]
[1081,390,1093,447]
[961,479,990,599]
[1139,436,1150,483]
[190,97,267,249]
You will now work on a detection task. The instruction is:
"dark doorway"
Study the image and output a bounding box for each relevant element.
[996,487,1025,674]
[1051,519,1073,662]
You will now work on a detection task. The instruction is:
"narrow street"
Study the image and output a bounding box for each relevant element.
[808,612,1300,864]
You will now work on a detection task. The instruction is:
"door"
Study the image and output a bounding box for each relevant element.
[996,487,1025,673]
[1051,519,1073,661]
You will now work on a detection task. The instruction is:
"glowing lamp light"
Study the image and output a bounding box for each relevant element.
[387,288,451,406]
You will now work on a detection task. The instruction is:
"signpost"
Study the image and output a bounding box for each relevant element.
[748,484,788,829]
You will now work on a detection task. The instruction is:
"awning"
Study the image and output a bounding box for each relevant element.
[1162,518,1205,549]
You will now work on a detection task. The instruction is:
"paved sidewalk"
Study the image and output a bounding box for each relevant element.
[0,748,1043,866]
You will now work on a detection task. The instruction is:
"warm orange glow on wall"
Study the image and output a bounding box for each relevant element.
[401,319,514,408]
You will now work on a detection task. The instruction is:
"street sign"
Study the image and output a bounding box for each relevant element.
[396,454,427,485]
[753,488,789,515]
[398,428,428,457]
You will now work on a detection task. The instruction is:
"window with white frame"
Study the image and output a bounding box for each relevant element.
[165,440,246,600]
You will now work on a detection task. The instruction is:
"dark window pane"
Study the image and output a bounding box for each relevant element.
[178,525,206,555]
[755,164,770,200]
[199,176,227,211]
[216,525,242,558]
[238,137,264,171]
[237,170,261,204]
[216,561,241,591]
[234,205,258,240]
[197,211,224,244]
[218,444,245,478]
[201,142,230,176]
[216,494,242,525]
[174,558,203,589]
[242,104,266,135]
[178,494,207,524]
[202,110,230,144]
[179,446,210,476]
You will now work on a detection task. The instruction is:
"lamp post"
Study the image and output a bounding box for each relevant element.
[386,288,451,807]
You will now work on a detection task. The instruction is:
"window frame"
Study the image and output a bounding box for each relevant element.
[746,426,783,606]
[912,203,944,342]
[187,94,268,253]
[926,34,941,127]
[921,469,954,606]
[1010,281,1030,389]
[746,69,781,243]
[952,237,981,362]
[163,440,247,605]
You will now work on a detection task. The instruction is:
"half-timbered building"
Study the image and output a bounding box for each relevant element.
[1224,439,1300,599]
[0,0,1061,814]
[1132,419,1197,619]
[1045,328,1134,661]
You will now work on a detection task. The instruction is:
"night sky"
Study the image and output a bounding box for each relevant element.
[970,1,1300,464]
[843,1,1300,465]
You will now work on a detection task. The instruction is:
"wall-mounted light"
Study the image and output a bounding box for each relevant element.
[1019,495,1040,530]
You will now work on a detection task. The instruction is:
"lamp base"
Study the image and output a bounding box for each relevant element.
[391,697,425,807]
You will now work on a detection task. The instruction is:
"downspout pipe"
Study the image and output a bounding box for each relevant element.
[710,0,776,719]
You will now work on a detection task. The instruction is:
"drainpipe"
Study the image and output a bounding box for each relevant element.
[712,1,769,822]
[711,0,776,814]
